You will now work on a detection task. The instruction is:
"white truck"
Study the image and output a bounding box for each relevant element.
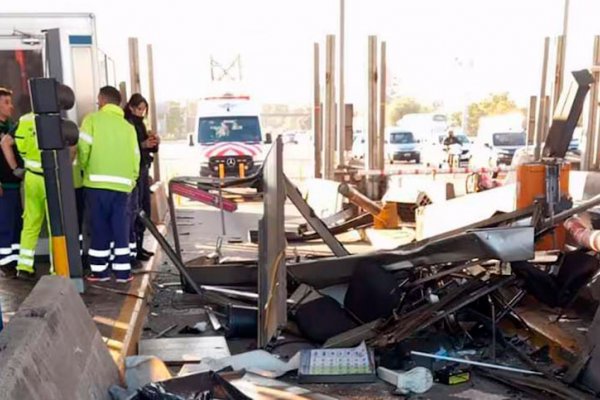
[0,13,115,123]
[396,113,448,143]
[0,13,116,257]
[195,94,271,179]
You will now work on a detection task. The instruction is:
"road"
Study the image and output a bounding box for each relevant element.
[158,139,470,195]
[158,139,315,183]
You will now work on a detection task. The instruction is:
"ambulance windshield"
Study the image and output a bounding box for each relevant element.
[198,116,262,144]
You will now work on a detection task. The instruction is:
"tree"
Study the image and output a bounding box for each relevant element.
[450,111,462,128]
[465,92,518,135]
[386,97,433,126]
[165,101,186,139]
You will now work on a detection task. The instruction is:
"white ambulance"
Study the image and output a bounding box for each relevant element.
[195,94,271,178]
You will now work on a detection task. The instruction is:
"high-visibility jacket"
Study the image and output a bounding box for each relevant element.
[78,104,140,193]
[14,113,42,174]
[14,113,83,188]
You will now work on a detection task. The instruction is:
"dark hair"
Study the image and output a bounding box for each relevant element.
[124,93,149,119]
[99,86,122,105]
[0,87,13,99]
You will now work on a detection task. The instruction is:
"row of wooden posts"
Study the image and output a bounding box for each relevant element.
[313,32,600,179]
[313,35,388,181]
[119,37,161,182]
[520,34,599,169]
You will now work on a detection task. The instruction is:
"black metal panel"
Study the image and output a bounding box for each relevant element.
[45,29,63,81]
[284,175,350,257]
[542,70,594,159]
[258,137,286,347]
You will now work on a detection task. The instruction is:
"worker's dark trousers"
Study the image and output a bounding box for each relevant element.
[135,164,152,250]
[0,188,22,268]
[86,188,131,279]
[127,184,139,261]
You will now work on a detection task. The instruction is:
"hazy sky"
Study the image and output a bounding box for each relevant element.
[3,0,600,110]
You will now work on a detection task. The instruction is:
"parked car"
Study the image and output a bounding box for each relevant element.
[385,130,420,163]
[471,131,526,168]
[421,133,472,167]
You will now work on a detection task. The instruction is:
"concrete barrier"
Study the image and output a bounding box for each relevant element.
[0,276,119,400]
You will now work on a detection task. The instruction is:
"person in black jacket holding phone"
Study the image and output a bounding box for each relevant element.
[124,94,159,265]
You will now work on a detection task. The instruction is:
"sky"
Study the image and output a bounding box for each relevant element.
[2,0,600,110]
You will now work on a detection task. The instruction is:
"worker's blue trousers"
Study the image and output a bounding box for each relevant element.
[85,188,131,279]
[0,188,22,268]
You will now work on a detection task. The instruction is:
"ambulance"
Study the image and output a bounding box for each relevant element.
[195,94,271,179]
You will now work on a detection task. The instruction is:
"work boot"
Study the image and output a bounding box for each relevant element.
[131,259,144,270]
[115,275,133,284]
[137,239,154,257]
[0,265,17,278]
[85,274,110,283]
[81,254,91,272]
[16,269,36,281]
[140,248,154,257]
[136,252,151,262]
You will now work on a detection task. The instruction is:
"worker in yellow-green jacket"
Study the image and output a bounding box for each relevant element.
[78,86,139,283]
[15,111,90,279]
[14,112,49,279]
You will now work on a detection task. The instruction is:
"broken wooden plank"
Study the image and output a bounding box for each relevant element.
[139,337,230,363]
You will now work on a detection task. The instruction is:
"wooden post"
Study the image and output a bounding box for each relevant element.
[378,41,387,171]
[552,35,566,112]
[313,43,323,178]
[313,42,322,179]
[587,36,600,170]
[367,35,378,172]
[542,94,551,143]
[534,37,550,160]
[147,44,161,181]
[118,81,128,107]
[128,37,141,94]
[526,96,537,146]
[324,35,336,180]
[337,0,346,168]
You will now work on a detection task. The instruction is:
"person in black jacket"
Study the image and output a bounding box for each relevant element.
[124,94,159,265]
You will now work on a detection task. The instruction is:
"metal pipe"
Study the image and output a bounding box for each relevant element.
[167,181,182,259]
[410,351,543,375]
[338,183,382,216]
[138,210,205,297]
[543,193,600,228]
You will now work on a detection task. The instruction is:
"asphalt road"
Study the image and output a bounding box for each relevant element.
[158,140,470,191]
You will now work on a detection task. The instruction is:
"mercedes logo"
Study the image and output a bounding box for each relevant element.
[226,158,236,167]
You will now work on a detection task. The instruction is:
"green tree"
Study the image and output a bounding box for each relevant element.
[465,92,518,135]
[450,111,462,128]
[386,97,432,126]
[165,101,186,139]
